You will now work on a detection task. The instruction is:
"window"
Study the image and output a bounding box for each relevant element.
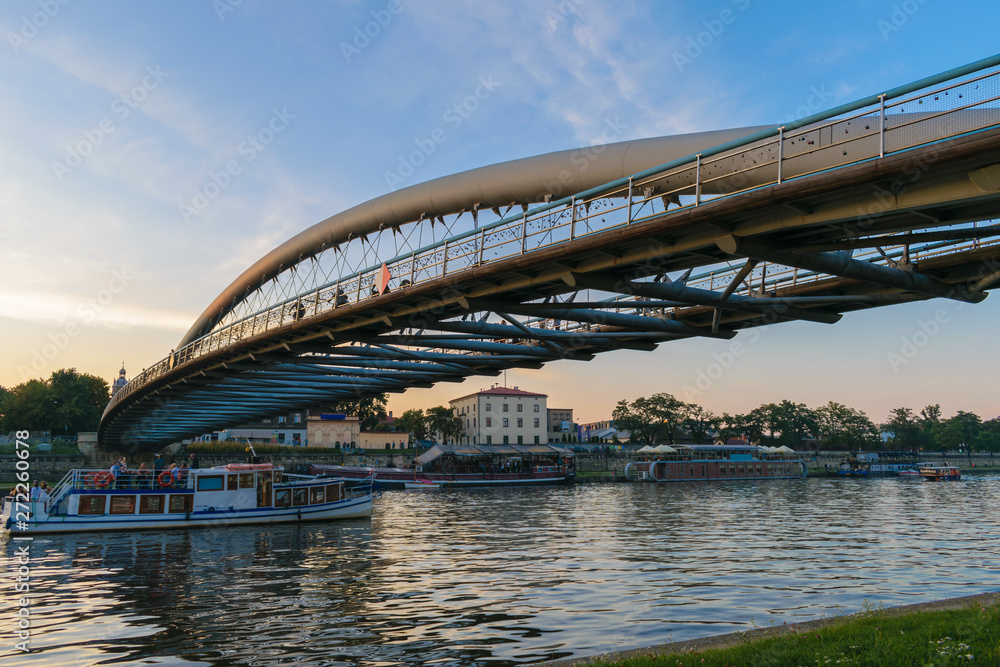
[168,495,193,513]
[533,436,539,444]
[228,474,239,490]
[503,435,509,444]
[326,484,342,503]
[110,496,136,514]
[534,419,540,428]
[473,418,476,427]
[140,495,165,513]
[197,475,225,491]
[79,496,106,515]
[502,418,509,427]
[517,404,523,412]
[486,435,492,444]
[466,420,470,428]
[517,418,523,427]
[239,473,255,489]
[274,489,292,507]
[293,488,309,506]
[517,435,523,444]
[485,403,491,411]
[534,404,539,412]
[503,404,509,412]
[486,417,492,427]
[310,487,326,504]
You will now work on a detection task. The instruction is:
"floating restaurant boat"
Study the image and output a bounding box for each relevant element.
[2,461,375,535]
[310,443,575,489]
[624,444,807,482]
[919,465,961,481]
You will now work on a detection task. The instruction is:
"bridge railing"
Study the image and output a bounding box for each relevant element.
[105,56,1000,415]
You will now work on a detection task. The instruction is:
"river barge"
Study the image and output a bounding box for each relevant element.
[2,462,374,535]
[624,444,807,482]
[310,443,575,489]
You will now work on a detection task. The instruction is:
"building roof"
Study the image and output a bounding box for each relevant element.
[450,386,547,404]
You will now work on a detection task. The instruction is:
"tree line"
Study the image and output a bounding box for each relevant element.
[1,369,110,435]
[612,393,1000,452]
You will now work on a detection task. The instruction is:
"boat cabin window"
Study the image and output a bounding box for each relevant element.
[293,488,308,506]
[140,495,165,514]
[310,487,325,504]
[227,474,239,490]
[110,496,137,514]
[239,473,256,489]
[720,466,727,476]
[79,496,106,515]
[274,489,291,507]
[168,495,193,513]
[325,484,341,502]
[197,475,225,492]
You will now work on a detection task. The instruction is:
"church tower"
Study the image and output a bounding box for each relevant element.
[112,363,128,396]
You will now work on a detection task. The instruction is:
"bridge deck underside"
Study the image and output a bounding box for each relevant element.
[100,126,1000,449]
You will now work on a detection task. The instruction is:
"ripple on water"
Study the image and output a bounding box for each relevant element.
[2,474,999,666]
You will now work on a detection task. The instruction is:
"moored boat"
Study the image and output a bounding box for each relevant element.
[624,444,807,482]
[404,479,442,490]
[919,465,961,481]
[310,443,575,489]
[2,461,375,535]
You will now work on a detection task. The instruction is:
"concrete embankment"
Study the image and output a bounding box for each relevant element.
[540,591,1000,666]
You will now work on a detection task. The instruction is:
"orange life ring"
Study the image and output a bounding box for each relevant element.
[84,472,97,487]
[158,471,174,488]
[93,471,113,488]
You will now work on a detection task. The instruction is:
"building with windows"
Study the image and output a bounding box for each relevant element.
[212,411,308,446]
[546,408,575,443]
[450,385,547,445]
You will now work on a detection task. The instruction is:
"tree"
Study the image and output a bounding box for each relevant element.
[767,400,818,447]
[49,369,110,435]
[612,393,688,446]
[324,394,388,431]
[975,418,1000,453]
[885,407,925,449]
[395,409,427,444]
[934,411,981,452]
[715,413,743,444]
[920,404,942,426]
[425,406,463,445]
[0,370,109,435]
[815,402,881,450]
[684,404,716,444]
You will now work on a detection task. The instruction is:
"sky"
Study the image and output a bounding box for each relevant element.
[2,0,999,427]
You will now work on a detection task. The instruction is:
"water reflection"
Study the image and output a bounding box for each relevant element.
[3,475,999,666]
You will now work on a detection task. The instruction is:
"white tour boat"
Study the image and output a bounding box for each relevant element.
[2,461,375,535]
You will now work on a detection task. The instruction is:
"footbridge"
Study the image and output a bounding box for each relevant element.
[101,55,1000,450]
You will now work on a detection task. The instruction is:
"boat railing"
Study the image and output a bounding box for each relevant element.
[346,473,378,498]
[56,468,193,492]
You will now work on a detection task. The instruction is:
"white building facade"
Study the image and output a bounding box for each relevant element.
[450,386,548,445]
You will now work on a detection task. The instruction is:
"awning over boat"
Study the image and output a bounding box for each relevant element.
[416,444,574,466]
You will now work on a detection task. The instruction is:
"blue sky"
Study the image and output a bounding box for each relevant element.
[2,0,999,425]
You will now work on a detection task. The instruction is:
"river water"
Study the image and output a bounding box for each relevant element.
[3,475,999,666]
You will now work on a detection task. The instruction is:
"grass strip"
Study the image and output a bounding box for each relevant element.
[550,593,999,667]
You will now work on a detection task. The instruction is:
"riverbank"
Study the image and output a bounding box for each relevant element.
[542,592,1000,666]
